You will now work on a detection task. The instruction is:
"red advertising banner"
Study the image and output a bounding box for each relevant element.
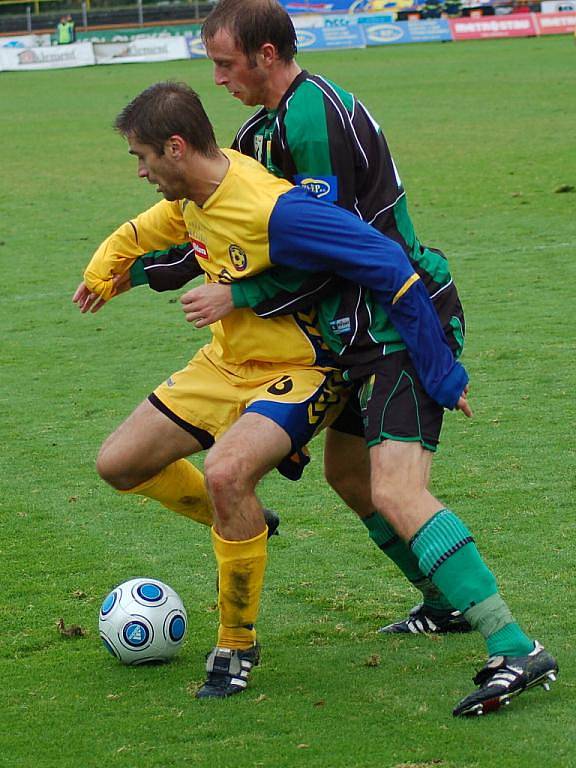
[534,12,576,34]
[449,14,537,39]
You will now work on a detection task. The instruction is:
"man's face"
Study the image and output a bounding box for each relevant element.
[128,134,186,202]
[205,28,269,107]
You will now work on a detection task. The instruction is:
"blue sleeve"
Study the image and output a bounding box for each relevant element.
[268,187,468,409]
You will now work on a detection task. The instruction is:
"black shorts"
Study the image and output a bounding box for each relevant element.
[333,351,445,451]
[329,386,364,437]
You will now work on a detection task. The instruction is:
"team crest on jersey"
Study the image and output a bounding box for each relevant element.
[295,175,338,202]
[229,244,248,272]
[191,238,209,260]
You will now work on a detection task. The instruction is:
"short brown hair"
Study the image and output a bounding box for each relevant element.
[114,81,219,157]
[202,0,297,64]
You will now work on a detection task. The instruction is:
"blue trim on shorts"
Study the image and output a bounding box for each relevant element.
[245,399,318,453]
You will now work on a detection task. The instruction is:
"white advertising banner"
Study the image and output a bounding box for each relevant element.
[540,1,576,11]
[94,37,189,65]
[0,41,95,71]
[0,34,51,48]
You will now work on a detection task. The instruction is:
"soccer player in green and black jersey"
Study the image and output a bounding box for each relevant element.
[120,0,558,717]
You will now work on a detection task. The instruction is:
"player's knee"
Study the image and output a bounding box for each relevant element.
[96,441,137,491]
[370,482,402,519]
[204,446,259,512]
[204,452,240,505]
[96,444,122,488]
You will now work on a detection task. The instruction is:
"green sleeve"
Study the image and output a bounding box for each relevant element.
[129,258,148,287]
[231,282,250,308]
[230,266,334,317]
[230,271,291,309]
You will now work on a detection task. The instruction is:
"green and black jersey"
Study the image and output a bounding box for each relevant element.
[230,71,462,367]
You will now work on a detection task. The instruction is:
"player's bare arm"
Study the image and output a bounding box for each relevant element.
[180,283,234,327]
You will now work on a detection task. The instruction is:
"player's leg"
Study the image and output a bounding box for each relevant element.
[367,379,557,714]
[96,397,213,524]
[325,401,462,632]
[97,347,254,527]
[324,425,373,518]
[195,413,291,700]
[196,365,344,699]
[341,356,466,633]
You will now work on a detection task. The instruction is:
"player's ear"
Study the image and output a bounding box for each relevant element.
[258,43,277,66]
[166,135,186,159]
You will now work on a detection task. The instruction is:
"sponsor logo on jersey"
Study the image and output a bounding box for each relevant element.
[229,244,248,272]
[329,317,352,335]
[190,238,209,260]
[295,175,338,202]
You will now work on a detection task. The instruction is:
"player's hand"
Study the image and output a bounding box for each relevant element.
[455,385,473,418]
[72,281,107,313]
[180,283,234,328]
[72,273,131,314]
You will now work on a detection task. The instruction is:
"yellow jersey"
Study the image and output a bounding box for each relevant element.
[84,149,332,368]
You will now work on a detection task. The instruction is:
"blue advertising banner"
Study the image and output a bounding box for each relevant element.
[185,31,207,58]
[296,24,367,49]
[364,18,452,44]
[282,0,423,13]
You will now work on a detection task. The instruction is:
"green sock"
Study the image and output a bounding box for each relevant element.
[363,512,452,611]
[465,595,534,657]
[410,509,533,657]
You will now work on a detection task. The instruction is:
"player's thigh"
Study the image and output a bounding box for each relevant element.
[324,386,368,479]
[244,366,347,453]
[324,428,370,485]
[206,411,293,490]
[98,398,204,480]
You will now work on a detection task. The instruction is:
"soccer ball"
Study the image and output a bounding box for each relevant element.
[99,578,187,665]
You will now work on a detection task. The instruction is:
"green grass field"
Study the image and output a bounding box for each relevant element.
[1,34,575,768]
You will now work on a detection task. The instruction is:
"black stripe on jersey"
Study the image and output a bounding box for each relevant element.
[253,276,335,318]
[309,75,369,170]
[234,109,268,154]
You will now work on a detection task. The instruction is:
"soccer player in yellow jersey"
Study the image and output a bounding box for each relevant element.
[73,82,470,699]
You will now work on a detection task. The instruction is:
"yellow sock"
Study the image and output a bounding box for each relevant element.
[121,459,213,526]
[212,527,268,650]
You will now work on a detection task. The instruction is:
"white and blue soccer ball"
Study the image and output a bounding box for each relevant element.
[99,578,187,665]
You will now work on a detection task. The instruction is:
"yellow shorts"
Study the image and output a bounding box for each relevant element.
[150,343,347,455]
